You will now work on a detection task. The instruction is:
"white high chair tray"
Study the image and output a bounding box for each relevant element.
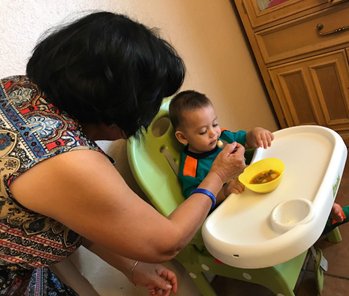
[202,125,347,269]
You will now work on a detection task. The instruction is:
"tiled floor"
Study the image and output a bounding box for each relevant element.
[211,150,349,296]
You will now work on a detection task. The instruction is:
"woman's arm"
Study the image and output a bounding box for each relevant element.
[9,143,245,263]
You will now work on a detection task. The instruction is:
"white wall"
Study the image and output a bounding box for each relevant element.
[1,0,278,295]
[0,0,277,132]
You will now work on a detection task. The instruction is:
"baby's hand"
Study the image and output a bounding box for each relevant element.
[250,127,274,149]
[224,178,245,196]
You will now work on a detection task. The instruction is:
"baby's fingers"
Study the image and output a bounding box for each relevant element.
[265,132,274,147]
[259,132,273,149]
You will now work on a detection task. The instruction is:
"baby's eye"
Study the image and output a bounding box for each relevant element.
[199,131,207,135]
[213,123,219,127]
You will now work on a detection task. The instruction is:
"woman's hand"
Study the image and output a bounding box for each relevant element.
[210,142,246,183]
[246,127,274,149]
[82,240,177,296]
[132,262,178,296]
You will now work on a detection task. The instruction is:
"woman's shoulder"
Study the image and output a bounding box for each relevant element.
[9,147,121,221]
[0,76,110,189]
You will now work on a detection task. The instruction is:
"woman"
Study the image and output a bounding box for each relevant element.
[0,11,246,295]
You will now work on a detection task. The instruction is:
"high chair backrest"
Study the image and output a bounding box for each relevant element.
[127,99,185,217]
[127,99,314,296]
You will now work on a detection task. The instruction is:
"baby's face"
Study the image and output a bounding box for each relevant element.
[182,105,221,154]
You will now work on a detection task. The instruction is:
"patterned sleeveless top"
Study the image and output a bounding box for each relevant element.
[0,75,104,271]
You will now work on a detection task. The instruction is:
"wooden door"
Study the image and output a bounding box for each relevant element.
[268,49,349,143]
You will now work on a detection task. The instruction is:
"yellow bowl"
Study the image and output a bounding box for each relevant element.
[238,158,284,193]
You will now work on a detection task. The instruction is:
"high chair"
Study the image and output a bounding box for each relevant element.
[127,98,340,296]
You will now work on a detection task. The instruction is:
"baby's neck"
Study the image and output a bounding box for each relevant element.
[187,145,217,155]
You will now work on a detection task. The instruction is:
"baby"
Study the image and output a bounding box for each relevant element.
[169,90,348,230]
[169,90,273,205]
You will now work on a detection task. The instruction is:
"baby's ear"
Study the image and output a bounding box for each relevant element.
[175,130,188,146]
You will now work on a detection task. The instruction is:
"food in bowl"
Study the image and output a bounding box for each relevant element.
[250,169,281,184]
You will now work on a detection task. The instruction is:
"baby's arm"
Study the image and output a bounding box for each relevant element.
[245,127,274,149]
[216,178,245,202]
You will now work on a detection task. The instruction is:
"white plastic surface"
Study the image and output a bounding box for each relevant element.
[202,125,347,268]
[270,198,314,233]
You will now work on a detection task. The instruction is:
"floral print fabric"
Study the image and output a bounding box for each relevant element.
[0,76,104,295]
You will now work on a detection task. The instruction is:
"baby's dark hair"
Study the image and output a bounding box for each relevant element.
[27,11,185,138]
[169,90,212,130]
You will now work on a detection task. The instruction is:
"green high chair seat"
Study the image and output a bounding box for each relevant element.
[127,99,338,296]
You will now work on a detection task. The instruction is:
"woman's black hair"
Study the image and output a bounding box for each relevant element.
[26,11,185,138]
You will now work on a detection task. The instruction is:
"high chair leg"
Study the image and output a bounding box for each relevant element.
[326,227,342,243]
[175,245,306,296]
[191,272,217,296]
